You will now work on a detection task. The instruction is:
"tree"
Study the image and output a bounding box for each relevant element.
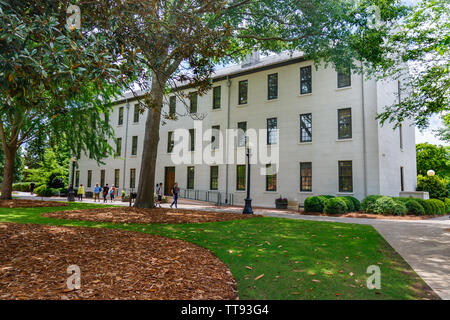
[416,143,450,178]
[84,0,405,208]
[0,1,128,199]
[417,174,449,200]
[376,0,449,130]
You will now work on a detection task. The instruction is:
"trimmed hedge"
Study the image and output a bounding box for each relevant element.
[12,182,40,192]
[340,197,354,212]
[414,198,434,215]
[373,196,407,216]
[342,196,360,211]
[427,199,446,215]
[304,196,326,212]
[404,199,425,216]
[323,197,348,214]
[361,195,383,213]
[34,185,59,197]
[445,198,450,213]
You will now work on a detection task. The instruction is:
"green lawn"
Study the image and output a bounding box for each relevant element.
[0,203,436,300]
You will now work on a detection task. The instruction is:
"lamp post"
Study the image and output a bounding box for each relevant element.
[68,157,77,202]
[242,139,253,214]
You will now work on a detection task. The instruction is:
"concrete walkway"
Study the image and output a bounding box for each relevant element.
[12,192,450,299]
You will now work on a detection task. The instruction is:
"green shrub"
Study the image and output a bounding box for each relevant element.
[414,198,434,215]
[343,196,360,211]
[319,195,335,199]
[417,174,449,200]
[324,198,348,214]
[445,198,450,213]
[12,182,31,192]
[339,197,354,212]
[47,172,65,189]
[361,195,383,213]
[373,196,407,216]
[304,196,326,213]
[35,185,59,197]
[404,199,425,215]
[427,199,446,215]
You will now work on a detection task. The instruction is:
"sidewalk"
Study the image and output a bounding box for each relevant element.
[12,192,450,299]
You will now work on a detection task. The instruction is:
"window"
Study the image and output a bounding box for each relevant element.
[169,96,176,115]
[267,118,278,145]
[265,164,277,191]
[267,73,278,100]
[87,170,92,188]
[213,86,221,109]
[338,161,353,192]
[189,129,195,151]
[118,107,124,125]
[399,124,403,149]
[300,162,312,192]
[338,108,352,139]
[167,131,174,153]
[400,167,404,192]
[114,169,120,188]
[130,169,136,189]
[75,170,80,187]
[187,166,195,189]
[236,165,246,191]
[131,136,138,155]
[133,104,140,123]
[337,69,351,88]
[237,121,247,147]
[210,166,219,190]
[300,113,312,142]
[238,80,248,105]
[100,170,105,187]
[189,92,198,113]
[300,66,312,94]
[116,137,122,157]
[211,125,220,150]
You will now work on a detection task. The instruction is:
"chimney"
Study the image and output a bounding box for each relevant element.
[241,51,260,68]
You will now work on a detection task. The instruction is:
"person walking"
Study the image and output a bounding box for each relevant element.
[103,184,109,203]
[93,184,101,202]
[109,185,116,203]
[30,181,35,194]
[170,182,179,209]
[155,183,163,208]
[77,184,85,201]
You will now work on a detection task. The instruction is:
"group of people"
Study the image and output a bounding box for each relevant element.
[67,183,117,203]
[155,182,179,209]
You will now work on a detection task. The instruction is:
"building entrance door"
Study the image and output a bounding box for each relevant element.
[164,167,175,196]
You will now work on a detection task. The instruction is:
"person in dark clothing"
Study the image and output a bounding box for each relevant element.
[103,184,109,203]
[170,182,179,209]
[30,182,35,194]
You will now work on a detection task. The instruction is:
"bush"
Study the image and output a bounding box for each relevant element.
[404,199,425,216]
[304,196,326,213]
[324,198,348,214]
[373,196,407,216]
[12,182,32,192]
[416,175,449,200]
[342,196,360,211]
[319,195,335,199]
[34,185,59,197]
[47,172,65,189]
[339,197,354,212]
[361,195,383,213]
[414,198,434,215]
[445,198,450,213]
[427,199,446,215]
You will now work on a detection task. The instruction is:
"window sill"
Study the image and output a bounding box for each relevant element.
[299,191,313,194]
[298,142,313,145]
[264,191,278,194]
[298,93,312,97]
[211,107,221,112]
[336,86,352,91]
[237,103,248,108]
[265,98,279,103]
[235,190,246,193]
[336,138,353,142]
[336,192,354,195]
[130,155,137,158]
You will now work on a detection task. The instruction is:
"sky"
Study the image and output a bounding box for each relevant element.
[415,115,448,146]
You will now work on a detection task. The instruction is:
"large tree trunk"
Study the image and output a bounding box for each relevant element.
[0,146,17,200]
[134,73,165,208]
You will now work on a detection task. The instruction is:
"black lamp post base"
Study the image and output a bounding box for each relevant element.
[242,198,253,214]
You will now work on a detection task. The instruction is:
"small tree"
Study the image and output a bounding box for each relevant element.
[416,143,450,178]
[417,174,449,200]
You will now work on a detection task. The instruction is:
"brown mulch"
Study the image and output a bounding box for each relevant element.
[0,199,68,208]
[0,223,238,300]
[42,207,262,224]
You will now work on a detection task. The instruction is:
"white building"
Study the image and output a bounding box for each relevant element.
[75,52,416,207]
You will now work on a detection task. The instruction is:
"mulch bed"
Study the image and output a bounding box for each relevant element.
[0,223,237,300]
[42,207,261,224]
[0,200,68,208]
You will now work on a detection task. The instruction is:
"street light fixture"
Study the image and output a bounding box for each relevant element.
[242,138,253,214]
[427,170,435,177]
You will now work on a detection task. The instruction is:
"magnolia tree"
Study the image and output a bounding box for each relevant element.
[0,1,128,199]
[79,0,406,208]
